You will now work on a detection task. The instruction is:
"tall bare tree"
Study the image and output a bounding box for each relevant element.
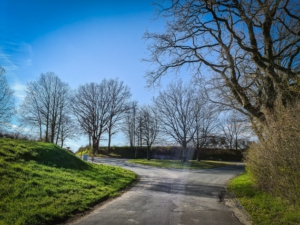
[137,105,160,160]
[219,110,250,152]
[154,81,198,162]
[136,111,143,147]
[19,73,70,143]
[122,101,137,148]
[56,115,78,148]
[193,100,218,161]
[19,81,43,140]
[106,78,132,152]
[144,0,300,137]
[71,82,110,154]
[0,67,14,130]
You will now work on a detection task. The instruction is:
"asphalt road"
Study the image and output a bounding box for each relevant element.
[69,158,245,225]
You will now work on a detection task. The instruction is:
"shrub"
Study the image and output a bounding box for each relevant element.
[246,103,300,206]
[76,145,93,156]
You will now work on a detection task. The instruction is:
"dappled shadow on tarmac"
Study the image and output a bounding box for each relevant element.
[92,157,244,201]
[68,158,244,225]
[132,175,225,199]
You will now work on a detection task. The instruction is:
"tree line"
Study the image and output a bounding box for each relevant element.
[0,70,250,160]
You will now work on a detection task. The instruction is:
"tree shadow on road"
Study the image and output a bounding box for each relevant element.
[132,175,226,200]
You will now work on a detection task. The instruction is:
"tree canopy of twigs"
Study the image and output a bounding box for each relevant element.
[71,82,111,155]
[144,0,300,137]
[122,102,138,148]
[136,105,160,160]
[19,73,71,144]
[153,81,201,161]
[106,78,132,152]
[0,67,14,130]
[193,99,218,161]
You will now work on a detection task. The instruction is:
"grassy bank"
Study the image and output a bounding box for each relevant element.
[227,173,300,225]
[127,159,234,169]
[0,138,136,225]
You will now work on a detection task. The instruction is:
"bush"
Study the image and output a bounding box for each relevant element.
[246,103,300,206]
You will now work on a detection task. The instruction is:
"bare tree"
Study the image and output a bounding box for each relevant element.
[122,101,137,148]
[19,73,70,143]
[0,67,14,130]
[219,111,250,152]
[136,112,143,147]
[56,115,78,148]
[144,0,300,138]
[71,82,110,155]
[18,81,44,140]
[193,100,218,161]
[154,81,198,162]
[138,105,160,160]
[106,78,132,152]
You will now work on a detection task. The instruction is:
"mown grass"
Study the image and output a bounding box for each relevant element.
[127,159,234,169]
[227,173,300,225]
[0,138,136,225]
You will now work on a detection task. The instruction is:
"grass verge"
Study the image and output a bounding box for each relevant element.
[0,138,136,225]
[127,159,234,169]
[227,173,300,225]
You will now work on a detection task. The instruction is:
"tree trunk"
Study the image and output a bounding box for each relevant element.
[88,133,91,146]
[182,142,187,162]
[182,149,187,162]
[92,136,98,156]
[147,146,151,160]
[39,122,42,141]
[51,122,55,143]
[107,131,111,154]
[107,121,113,153]
[55,113,62,145]
[45,117,49,142]
[197,146,201,161]
[235,138,238,155]
[135,147,137,159]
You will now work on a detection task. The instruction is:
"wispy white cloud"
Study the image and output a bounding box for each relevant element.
[11,82,27,103]
[0,51,19,72]
[0,41,33,75]
[0,41,33,105]
[16,42,33,67]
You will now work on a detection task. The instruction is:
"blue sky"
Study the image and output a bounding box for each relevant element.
[1,0,182,150]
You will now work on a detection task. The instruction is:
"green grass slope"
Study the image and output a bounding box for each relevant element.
[227,173,300,225]
[0,138,136,225]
